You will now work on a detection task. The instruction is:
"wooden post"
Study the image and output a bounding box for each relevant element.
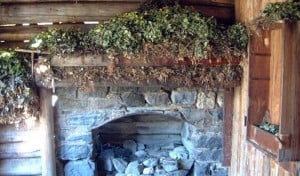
[39,88,56,176]
[223,90,234,166]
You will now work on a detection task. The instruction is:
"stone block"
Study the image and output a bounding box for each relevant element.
[142,158,158,167]
[58,143,92,160]
[180,109,206,124]
[192,161,209,176]
[169,146,189,160]
[125,161,144,175]
[206,162,228,176]
[57,128,92,143]
[56,87,76,98]
[121,92,146,107]
[66,114,99,127]
[144,92,170,106]
[88,95,123,111]
[207,136,223,149]
[171,90,197,105]
[138,87,162,92]
[196,91,216,109]
[64,159,95,176]
[178,159,194,170]
[110,87,138,93]
[135,150,147,158]
[168,170,189,176]
[112,158,128,173]
[143,167,155,175]
[57,98,88,112]
[211,149,224,161]
[161,158,178,172]
[77,87,108,99]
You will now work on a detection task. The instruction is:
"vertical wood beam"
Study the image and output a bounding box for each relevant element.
[223,90,234,166]
[39,88,56,176]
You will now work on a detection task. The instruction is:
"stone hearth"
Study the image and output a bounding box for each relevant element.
[54,87,228,176]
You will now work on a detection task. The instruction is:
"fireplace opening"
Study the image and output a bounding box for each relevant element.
[92,114,227,176]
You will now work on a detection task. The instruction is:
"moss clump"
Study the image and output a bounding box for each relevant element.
[31,5,248,60]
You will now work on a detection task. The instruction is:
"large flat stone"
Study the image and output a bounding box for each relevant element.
[144,92,170,106]
[64,160,95,176]
[171,90,197,105]
[58,143,92,160]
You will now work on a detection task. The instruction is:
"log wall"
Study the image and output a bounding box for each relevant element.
[230,0,300,175]
[0,124,42,175]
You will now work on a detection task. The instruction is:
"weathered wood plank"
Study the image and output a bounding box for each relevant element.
[250,55,270,80]
[0,0,145,2]
[280,21,300,161]
[248,79,269,125]
[0,41,28,49]
[223,90,233,166]
[0,23,96,42]
[269,26,283,125]
[0,2,234,24]
[0,2,142,24]
[180,0,234,6]
[39,88,56,176]
[0,150,41,159]
[0,141,40,156]
[191,5,234,23]
[0,124,40,143]
[250,30,271,55]
[0,157,41,175]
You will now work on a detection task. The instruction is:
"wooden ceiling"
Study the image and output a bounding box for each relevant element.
[0,0,235,49]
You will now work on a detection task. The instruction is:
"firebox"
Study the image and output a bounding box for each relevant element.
[54,87,228,176]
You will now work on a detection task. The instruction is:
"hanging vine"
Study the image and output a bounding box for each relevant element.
[0,51,39,124]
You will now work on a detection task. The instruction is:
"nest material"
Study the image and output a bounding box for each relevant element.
[50,65,242,89]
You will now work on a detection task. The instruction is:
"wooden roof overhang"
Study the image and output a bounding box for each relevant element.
[0,0,235,49]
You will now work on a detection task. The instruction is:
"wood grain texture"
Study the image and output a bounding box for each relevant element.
[269,27,283,125]
[0,158,41,175]
[0,2,142,24]
[39,88,56,176]
[232,0,300,175]
[223,90,233,166]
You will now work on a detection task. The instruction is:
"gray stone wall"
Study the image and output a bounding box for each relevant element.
[54,87,227,176]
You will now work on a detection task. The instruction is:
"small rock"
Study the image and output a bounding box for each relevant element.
[123,140,137,154]
[161,158,178,172]
[115,173,126,176]
[169,170,189,176]
[169,146,189,160]
[143,167,155,175]
[178,159,194,170]
[135,150,147,158]
[112,158,128,173]
[143,158,158,167]
[154,167,168,176]
[137,143,146,150]
[64,160,94,176]
[125,161,144,175]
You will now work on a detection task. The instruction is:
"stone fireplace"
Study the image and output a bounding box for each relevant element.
[54,87,228,176]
